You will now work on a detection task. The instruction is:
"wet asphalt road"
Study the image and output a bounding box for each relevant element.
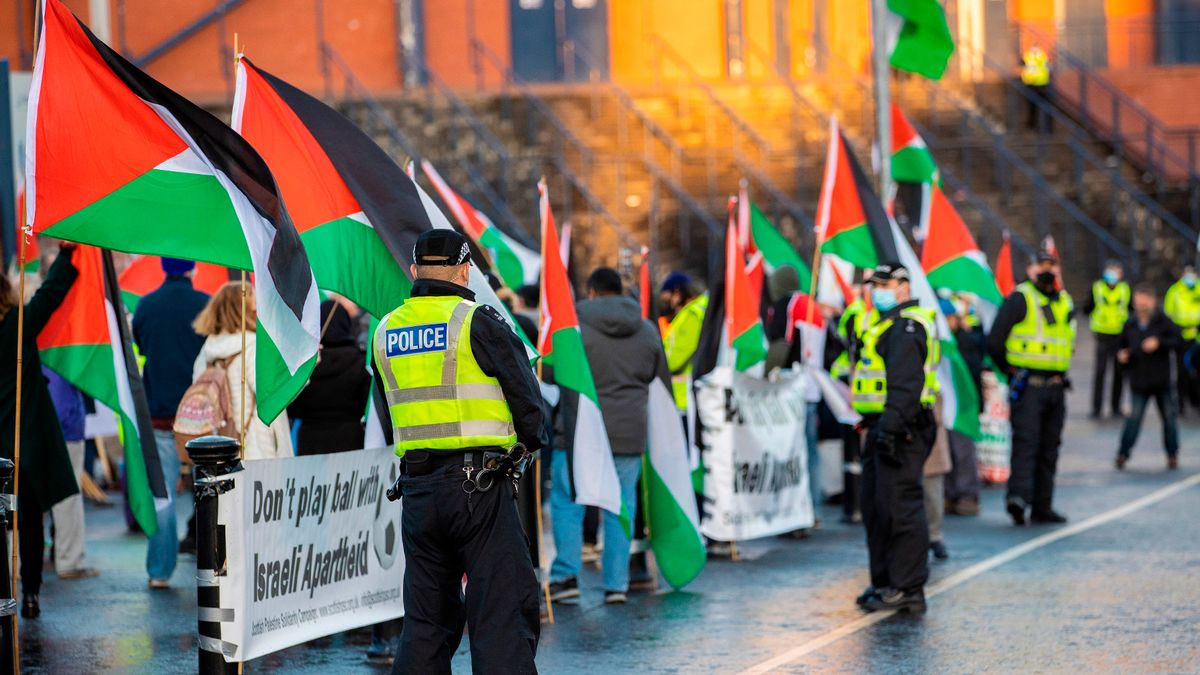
[17,336,1200,673]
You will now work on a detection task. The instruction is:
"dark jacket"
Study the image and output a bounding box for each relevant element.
[289,302,371,455]
[873,300,931,437]
[1118,311,1181,393]
[578,295,671,456]
[987,283,1076,376]
[132,276,210,419]
[400,279,547,451]
[0,251,80,506]
[954,325,987,413]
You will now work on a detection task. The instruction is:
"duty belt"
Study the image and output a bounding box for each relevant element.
[1026,374,1065,386]
[388,444,532,502]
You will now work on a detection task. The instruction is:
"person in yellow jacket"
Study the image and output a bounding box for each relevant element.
[660,272,708,414]
[1083,260,1130,419]
[374,229,546,673]
[988,251,1075,527]
[1164,265,1200,415]
[1022,45,1052,131]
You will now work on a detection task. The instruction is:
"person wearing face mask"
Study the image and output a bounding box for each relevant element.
[1082,260,1130,419]
[988,251,1076,527]
[1164,265,1200,416]
[851,263,940,615]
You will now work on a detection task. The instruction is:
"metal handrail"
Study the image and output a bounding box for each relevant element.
[648,34,774,158]
[128,0,249,68]
[939,168,1036,261]
[1014,22,1200,184]
[546,156,639,248]
[947,39,1198,245]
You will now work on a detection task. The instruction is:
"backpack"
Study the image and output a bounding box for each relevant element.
[173,353,243,462]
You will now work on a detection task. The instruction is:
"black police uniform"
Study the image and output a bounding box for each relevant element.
[389,278,548,675]
[860,299,936,604]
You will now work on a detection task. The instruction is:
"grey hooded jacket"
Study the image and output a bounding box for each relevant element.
[577,295,671,455]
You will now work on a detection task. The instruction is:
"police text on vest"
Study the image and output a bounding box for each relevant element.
[385,323,448,357]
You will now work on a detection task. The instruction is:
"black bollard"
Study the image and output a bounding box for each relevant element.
[0,458,14,675]
[186,436,243,675]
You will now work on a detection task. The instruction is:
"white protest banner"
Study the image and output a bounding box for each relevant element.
[217,447,404,662]
[695,367,814,541]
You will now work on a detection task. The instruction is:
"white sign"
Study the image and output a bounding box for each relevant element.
[695,367,814,541]
[217,447,405,662]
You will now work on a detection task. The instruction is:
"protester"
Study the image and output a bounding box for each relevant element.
[1083,260,1130,419]
[989,251,1074,525]
[925,398,952,561]
[1164,266,1200,416]
[550,268,669,605]
[0,245,81,619]
[132,257,210,582]
[660,272,708,414]
[192,282,292,460]
[943,297,984,516]
[288,299,370,455]
[45,368,99,579]
[1116,284,1181,470]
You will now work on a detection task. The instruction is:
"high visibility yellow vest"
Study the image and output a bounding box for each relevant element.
[1165,280,1200,340]
[832,299,879,379]
[1005,281,1075,372]
[851,306,940,414]
[1089,281,1130,335]
[664,294,708,410]
[373,295,517,457]
[1022,48,1049,86]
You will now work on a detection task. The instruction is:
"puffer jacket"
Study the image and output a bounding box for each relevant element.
[192,332,292,460]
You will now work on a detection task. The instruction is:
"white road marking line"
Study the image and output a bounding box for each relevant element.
[737,472,1200,673]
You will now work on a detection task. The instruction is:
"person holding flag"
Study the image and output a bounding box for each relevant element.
[0,245,82,619]
[1082,260,1130,419]
[988,251,1075,526]
[374,228,546,673]
[852,262,939,615]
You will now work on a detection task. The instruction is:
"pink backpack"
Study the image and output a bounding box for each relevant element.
[173,354,244,462]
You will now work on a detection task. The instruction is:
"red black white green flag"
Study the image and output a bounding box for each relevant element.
[232,57,410,319]
[26,0,320,423]
[815,118,896,269]
[996,232,1016,297]
[39,245,166,535]
[117,255,228,312]
[726,201,768,372]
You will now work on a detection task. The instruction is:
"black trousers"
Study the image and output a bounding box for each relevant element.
[861,420,933,594]
[1007,382,1066,513]
[841,425,862,520]
[1092,333,1124,415]
[393,466,540,675]
[18,478,45,596]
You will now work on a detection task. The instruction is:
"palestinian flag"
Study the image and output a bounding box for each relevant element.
[638,246,653,320]
[644,376,705,589]
[891,103,938,185]
[537,179,624,521]
[996,232,1016,297]
[816,120,892,270]
[886,0,955,80]
[26,0,320,423]
[232,57,409,319]
[725,209,768,372]
[921,187,1003,305]
[38,245,167,535]
[420,160,540,290]
[14,181,40,274]
[748,201,812,292]
[118,255,228,312]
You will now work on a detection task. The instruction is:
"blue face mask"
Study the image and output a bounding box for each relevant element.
[872,288,899,312]
[1103,271,1119,285]
[1186,275,1198,289]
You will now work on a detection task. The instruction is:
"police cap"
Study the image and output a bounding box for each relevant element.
[414,229,471,266]
[869,261,909,284]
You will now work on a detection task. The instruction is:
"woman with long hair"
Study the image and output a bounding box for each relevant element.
[191,281,292,460]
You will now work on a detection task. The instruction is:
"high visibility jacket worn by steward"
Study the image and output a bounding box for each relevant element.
[852,301,940,417]
[373,279,547,458]
[1022,47,1050,86]
[1088,280,1130,335]
[1164,279,1200,341]
[1004,281,1076,372]
[663,294,709,410]
[832,298,880,379]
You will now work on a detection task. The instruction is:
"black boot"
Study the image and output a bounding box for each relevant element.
[862,588,926,614]
[21,593,40,619]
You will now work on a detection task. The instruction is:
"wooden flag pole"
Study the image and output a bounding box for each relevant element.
[534,360,553,625]
[239,271,247,458]
[10,231,26,673]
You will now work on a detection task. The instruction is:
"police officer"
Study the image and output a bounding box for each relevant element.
[1164,265,1200,415]
[1022,45,1052,131]
[375,229,547,674]
[988,251,1075,526]
[660,272,708,415]
[852,262,939,614]
[1083,260,1130,418]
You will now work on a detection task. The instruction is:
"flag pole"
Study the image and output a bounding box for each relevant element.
[534,358,553,625]
[871,0,893,200]
[10,230,25,674]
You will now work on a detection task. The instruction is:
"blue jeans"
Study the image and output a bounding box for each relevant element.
[1118,389,1179,459]
[146,429,180,581]
[549,450,642,592]
[806,402,822,519]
